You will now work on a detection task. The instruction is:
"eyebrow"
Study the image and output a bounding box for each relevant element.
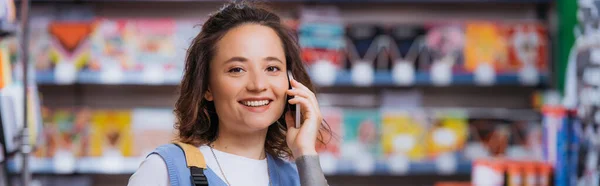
[223,56,284,64]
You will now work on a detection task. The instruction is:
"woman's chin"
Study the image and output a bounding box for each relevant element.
[243,119,279,130]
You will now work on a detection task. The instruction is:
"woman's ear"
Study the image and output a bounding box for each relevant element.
[204,88,214,101]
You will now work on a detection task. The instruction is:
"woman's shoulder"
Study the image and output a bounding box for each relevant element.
[128,154,170,186]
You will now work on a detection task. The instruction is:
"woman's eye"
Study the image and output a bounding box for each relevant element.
[228,67,245,73]
[266,66,280,72]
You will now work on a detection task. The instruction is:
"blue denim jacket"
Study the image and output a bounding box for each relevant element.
[151,144,301,186]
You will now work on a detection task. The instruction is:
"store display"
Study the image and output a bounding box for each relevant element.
[464,21,507,85]
[506,23,548,85]
[389,25,426,86]
[48,21,94,84]
[423,24,465,86]
[315,107,342,174]
[342,109,381,174]
[299,6,345,87]
[131,108,175,157]
[88,109,133,157]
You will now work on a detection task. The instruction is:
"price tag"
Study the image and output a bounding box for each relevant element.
[351,60,374,86]
[431,61,452,86]
[311,60,337,86]
[54,63,77,85]
[143,64,166,85]
[53,150,76,174]
[474,63,495,86]
[392,60,415,86]
[101,64,124,84]
[519,64,539,85]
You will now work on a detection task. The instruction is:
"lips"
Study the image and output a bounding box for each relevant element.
[240,100,271,107]
[238,97,273,113]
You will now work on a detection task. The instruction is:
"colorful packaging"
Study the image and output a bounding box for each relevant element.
[131,19,177,72]
[89,18,135,71]
[88,110,133,157]
[506,161,523,186]
[316,107,343,157]
[381,110,426,160]
[542,105,568,186]
[426,113,468,157]
[505,23,548,73]
[131,108,175,157]
[37,108,90,158]
[463,21,508,73]
[48,21,94,71]
[342,109,381,174]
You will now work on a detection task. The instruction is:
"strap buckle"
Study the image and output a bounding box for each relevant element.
[190,166,209,186]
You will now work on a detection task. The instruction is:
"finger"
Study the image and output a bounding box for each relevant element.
[288,97,317,120]
[290,79,314,96]
[286,89,317,104]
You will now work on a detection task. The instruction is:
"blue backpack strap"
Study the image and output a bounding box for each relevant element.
[150,144,196,186]
[268,155,301,186]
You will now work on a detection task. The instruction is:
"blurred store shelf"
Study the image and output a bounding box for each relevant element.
[36,70,549,87]
[20,0,553,3]
[5,155,472,175]
[6,156,143,174]
[36,70,182,85]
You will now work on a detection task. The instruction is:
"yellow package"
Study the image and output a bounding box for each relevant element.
[89,110,133,157]
[381,111,426,160]
[464,21,508,72]
[426,114,469,157]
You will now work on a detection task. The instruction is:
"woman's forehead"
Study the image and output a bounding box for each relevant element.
[213,24,286,64]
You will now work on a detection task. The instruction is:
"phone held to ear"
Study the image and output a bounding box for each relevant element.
[287,71,301,128]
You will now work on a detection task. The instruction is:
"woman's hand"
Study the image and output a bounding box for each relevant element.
[285,79,322,158]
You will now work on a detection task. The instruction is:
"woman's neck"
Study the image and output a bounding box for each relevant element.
[210,123,269,160]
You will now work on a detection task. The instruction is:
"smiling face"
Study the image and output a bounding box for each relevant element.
[204,23,288,133]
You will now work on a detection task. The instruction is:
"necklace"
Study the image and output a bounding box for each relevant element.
[208,144,272,186]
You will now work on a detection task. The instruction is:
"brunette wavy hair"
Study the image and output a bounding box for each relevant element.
[174,1,331,158]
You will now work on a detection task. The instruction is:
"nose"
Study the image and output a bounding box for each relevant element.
[246,70,268,92]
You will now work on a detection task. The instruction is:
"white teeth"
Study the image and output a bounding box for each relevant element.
[242,100,269,107]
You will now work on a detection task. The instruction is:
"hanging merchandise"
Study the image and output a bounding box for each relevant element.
[562,0,600,185]
[422,23,465,86]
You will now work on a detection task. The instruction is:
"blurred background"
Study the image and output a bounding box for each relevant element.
[0,0,598,186]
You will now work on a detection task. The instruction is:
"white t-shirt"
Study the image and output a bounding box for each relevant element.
[127,145,270,186]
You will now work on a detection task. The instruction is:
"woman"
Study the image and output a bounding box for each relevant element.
[128,1,330,186]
